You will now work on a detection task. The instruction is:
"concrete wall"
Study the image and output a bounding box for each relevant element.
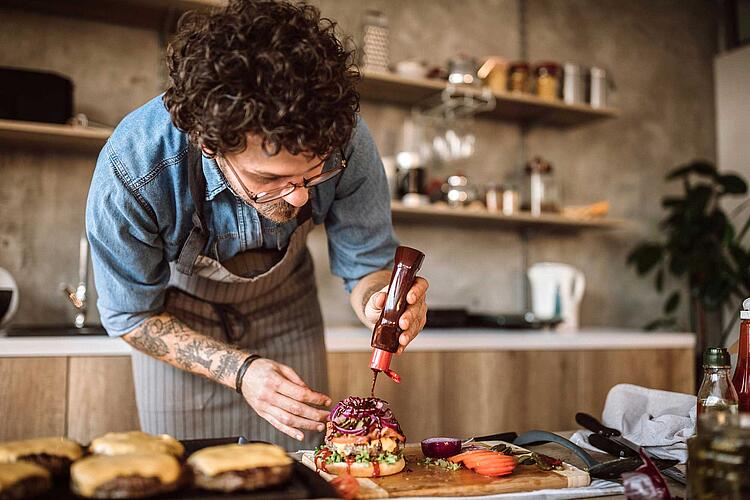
[0,0,717,330]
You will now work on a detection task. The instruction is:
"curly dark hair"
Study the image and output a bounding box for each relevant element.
[163,0,360,158]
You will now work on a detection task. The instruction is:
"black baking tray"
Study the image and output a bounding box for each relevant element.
[38,437,338,499]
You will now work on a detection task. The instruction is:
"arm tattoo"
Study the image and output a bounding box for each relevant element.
[211,352,243,382]
[124,314,244,385]
[175,338,222,371]
[124,318,173,357]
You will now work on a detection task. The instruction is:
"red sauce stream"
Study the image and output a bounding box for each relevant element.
[345,456,355,475]
[316,448,332,473]
[372,459,380,477]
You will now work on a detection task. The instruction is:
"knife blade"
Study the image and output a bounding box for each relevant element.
[576,412,687,485]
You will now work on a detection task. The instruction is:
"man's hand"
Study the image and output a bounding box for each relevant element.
[241,358,332,441]
[364,277,429,354]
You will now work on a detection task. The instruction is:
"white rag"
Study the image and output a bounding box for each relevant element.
[570,383,696,463]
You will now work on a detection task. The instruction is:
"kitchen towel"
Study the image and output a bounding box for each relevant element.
[571,383,696,462]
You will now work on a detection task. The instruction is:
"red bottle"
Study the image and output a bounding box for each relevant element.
[732,298,750,412]
[369,246,425,382]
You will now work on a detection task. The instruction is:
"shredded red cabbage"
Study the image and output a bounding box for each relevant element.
[328,396,404,437]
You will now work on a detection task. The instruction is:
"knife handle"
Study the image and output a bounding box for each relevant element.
[575,412,620,437]
[471,432,518,443]
[588,433,638,458]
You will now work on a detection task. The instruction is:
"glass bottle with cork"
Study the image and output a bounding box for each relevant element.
[697,347,739,416]
[732,298,750,412]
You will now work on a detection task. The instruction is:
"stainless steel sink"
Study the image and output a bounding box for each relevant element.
[2,324,107,336]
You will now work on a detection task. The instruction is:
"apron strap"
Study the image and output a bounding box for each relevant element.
[175,144,209,276]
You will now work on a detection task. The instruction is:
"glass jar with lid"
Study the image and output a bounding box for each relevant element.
[508,61,530,93]
[521,156,560,216]
[534,62,561,100]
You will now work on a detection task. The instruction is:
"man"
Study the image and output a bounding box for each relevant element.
[86,0,428,451]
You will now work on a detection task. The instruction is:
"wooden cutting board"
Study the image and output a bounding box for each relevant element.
[302,441,590,498]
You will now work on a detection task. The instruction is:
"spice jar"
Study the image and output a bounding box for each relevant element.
[508,61,530,93]
[534,62,561,101]
[478,57,508,93]
[521,157,560,216]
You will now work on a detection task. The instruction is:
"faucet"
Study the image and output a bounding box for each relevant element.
[63,233,88,328]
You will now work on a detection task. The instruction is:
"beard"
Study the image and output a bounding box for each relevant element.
[252,199,300,223]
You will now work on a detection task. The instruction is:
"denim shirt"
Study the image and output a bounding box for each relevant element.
[86,95,398,337]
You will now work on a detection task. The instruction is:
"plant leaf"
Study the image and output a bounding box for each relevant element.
[655,268,664,292]
[627,243,663,274]
[718,174,748,194]
[643,317,677,331]
[666,160,717,180]
[664,291,680,314]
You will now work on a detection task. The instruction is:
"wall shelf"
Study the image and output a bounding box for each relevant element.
[3,0,225,29]
[390,202,626,231]
[359,70,619,127]
[0,119,112,153]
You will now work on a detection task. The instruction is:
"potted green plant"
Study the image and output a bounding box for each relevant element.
[627,160,750,383]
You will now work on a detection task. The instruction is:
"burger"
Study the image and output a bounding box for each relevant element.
[89,431,184,458]
[314,396,406,477]
[70,452,182,498]
[0,462,52,499]
[187,443,293,492]
[0,436,83,477]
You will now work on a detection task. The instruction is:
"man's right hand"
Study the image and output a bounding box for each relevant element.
[241,358,332,441]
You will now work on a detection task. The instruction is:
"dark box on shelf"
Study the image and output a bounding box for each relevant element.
[0,67,73,124]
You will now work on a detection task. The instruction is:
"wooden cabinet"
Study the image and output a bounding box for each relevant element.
[0,357,139,443]
[66,357,140,443]
[0,348,693,443]
[0,357,68,440]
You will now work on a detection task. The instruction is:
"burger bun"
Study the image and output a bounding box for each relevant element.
[316,456,405,477]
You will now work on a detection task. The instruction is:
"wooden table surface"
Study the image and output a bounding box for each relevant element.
[525,432,686,499]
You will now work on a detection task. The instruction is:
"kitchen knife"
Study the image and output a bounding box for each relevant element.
[513,430,643,480]
[576,412,687,485]
[469,431,519,443]
[588,433,679,469]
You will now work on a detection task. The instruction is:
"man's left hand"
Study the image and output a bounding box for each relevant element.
[364,277,429,354]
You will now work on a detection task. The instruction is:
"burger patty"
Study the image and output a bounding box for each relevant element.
[191,464,293,492]
[17,454,72,477]
[75,475,179,499]
[330,440,403,458]
[0,475,51,500]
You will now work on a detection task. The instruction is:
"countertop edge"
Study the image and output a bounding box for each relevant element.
[0,327,696,357]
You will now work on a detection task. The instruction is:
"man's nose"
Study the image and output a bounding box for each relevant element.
[283,186,309,207]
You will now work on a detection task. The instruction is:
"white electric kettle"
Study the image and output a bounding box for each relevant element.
[527,262,586,332]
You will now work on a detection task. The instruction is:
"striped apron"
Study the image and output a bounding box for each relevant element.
[131,144,329,451]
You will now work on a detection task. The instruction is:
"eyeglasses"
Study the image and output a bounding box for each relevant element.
[220,149,347,204]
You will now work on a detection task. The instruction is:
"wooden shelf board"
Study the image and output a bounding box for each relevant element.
[0,119,112,153]
[390,202,626,231]
[3,0,225,30]
[359,70,619,127]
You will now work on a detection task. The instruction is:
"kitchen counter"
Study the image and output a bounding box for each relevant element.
[0,327,694,357]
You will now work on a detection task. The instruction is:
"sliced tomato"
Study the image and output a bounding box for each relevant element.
[448,450,497,463]
[474,467,515,477]
[330,473,359,500]
[463,454,515,469]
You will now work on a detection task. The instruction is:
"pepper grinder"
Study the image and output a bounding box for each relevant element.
[370,246,425,383]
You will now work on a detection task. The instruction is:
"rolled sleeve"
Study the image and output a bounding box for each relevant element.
[325,117,399,292]
[86,144,169,336]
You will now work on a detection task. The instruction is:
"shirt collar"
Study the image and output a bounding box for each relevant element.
[202,155,229,201]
